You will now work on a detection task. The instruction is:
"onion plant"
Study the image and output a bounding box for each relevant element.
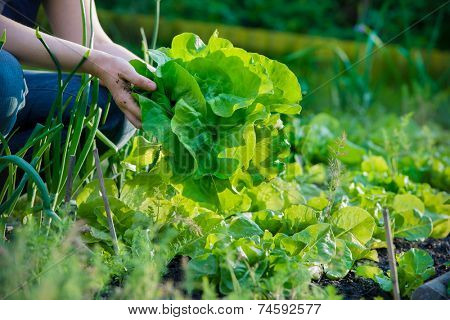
[0,0,119,223]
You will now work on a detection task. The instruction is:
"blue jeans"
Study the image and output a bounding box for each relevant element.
[0,50,135,154]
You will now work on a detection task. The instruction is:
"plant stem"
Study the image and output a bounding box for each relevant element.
[140,27,150,64]
[64,155,76,204]
[382,208,401,300]
[93,147,119,254]
[150,0,161,66]
[0,156,60,221]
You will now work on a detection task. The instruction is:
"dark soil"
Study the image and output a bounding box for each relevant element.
[163,255,203,299]
[163,255,188,284]
[318,236,449,300]
[317,273,392,300]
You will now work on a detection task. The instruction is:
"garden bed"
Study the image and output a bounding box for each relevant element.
[318,236,449,300]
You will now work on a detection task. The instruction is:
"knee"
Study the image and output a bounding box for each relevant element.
[0,51,25,135]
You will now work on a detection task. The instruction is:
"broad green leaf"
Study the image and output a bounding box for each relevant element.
[292,223,336,264]
[82,226,112,245]
[343,234,371,261]
[251,53,302,104]
[232,238,264,265]
[361,156,389,173]
[355,265,383,279]
[281,205,318,235]
[122,136,159,171]
[284,162,303,181]
[194,212,224,235]
[252,210,283,234]
[331,206,375,245]
[130,59,154,79]
[397,248,435,297]
[336,140,365,165]
[280,237,302,256]
[247,178,303,211]
[374,274,394,292]
[217,187,251,214]
[394,209,432,241]
[160,60,207,115]
[185,51,262,118]
[169,33,207,61]
[76,179,118,206]
[393,194,425,213]
[355,265,393,292]
[77,197,136,235]
[307,197,329,211]
[148,49,172,67]
[360,249,379,262]
[120,173,169,216]
[228,216,263,239]
[270,104,302,115]
[188,253,218,279]
[425,211,450,238]
[324,239,353,279]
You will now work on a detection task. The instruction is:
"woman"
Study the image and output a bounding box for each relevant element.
[0,0,156,153]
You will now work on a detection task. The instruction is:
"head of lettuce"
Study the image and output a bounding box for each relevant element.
[130,32,302,209]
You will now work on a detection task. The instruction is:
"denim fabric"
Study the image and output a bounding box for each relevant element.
[0,50,135,153]
[0,50,26,136]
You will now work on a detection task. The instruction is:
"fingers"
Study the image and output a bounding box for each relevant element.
[111,85,143,129]
[121,108,142,129]
[122,67,157,92]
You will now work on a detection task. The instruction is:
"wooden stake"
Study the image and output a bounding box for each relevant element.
[93,148,119,254]
[382,208,401,300]
[64,155,76,203]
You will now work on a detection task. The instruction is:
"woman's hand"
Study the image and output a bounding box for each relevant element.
[90,51,156,128]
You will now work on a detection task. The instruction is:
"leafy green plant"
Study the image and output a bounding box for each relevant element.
[131,32,302,209]
[356,248,435,298]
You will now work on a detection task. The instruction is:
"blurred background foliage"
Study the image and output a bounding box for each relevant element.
[96,0,449,50]
[89,0,449,126]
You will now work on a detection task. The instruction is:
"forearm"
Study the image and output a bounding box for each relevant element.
[95,38,141,62]
[0,14,107,77]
